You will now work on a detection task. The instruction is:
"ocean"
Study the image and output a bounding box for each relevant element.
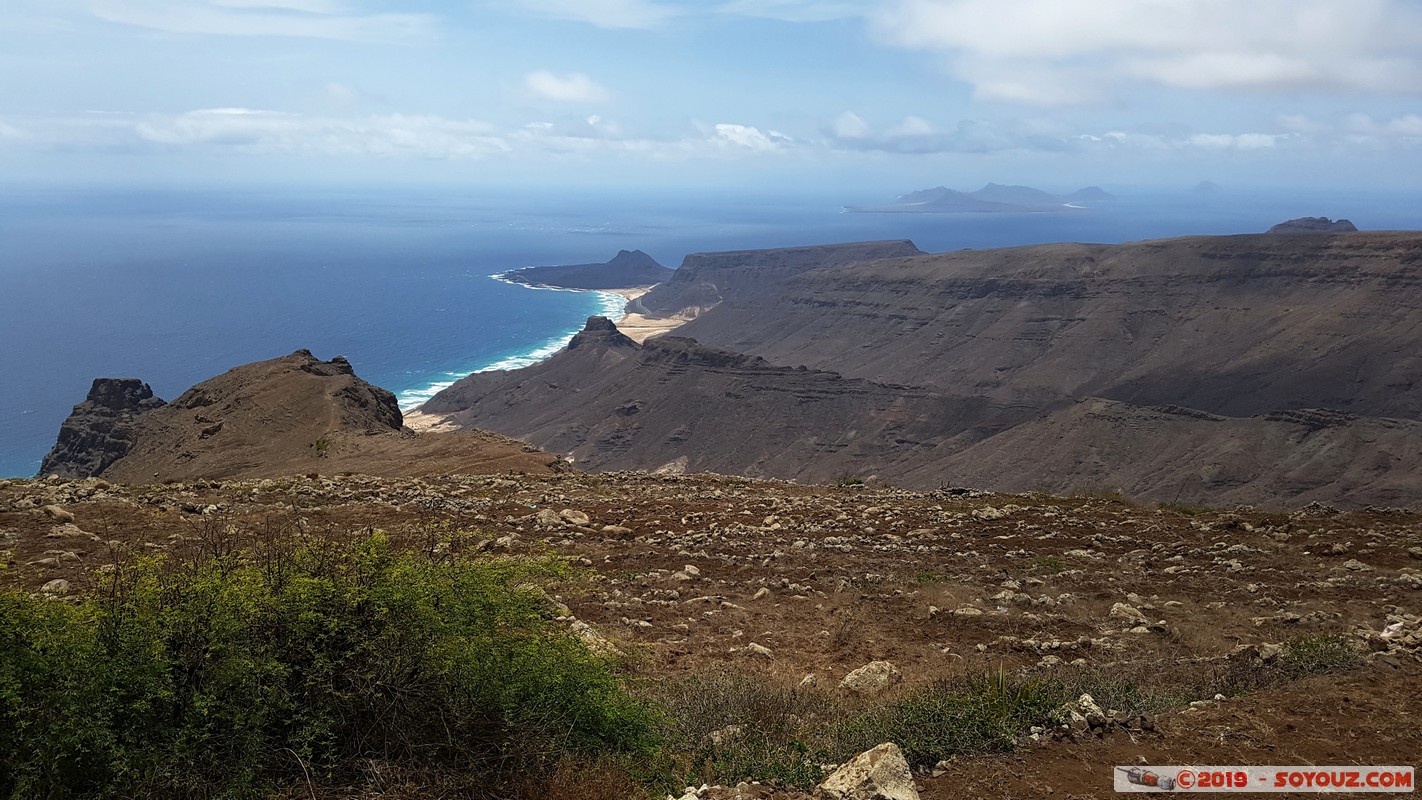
[3,183,1419,478]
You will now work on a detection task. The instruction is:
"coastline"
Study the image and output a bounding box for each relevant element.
[403,279,687,433]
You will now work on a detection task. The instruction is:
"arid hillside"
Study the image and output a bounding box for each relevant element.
[3,471,1419,799]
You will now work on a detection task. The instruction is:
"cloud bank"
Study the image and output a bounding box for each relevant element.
[873,0,1422,104]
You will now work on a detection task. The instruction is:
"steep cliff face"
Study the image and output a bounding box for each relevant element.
[46,350,562,483]
[424,317,1009,483]
[39,379,167,478]
[669,232,1422,419]
[420,319,1422,506]
[630,240,924,318]
[420,233,1422,507]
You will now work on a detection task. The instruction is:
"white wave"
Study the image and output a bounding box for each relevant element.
[396,278,628,411]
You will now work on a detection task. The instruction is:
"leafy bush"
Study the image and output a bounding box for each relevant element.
[0,531,659,799]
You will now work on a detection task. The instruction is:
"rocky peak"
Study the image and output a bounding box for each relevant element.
[567,316,638,351]
[83,378,165,412]
[39,379,167,478]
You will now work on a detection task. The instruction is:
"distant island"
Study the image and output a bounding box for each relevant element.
[1267,217,1358,234]
[498,249,672,290]
[848,183,1114,214]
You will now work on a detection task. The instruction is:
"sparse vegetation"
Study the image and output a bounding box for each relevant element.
[1157,501,1212,516]
[1030,556,1067,575]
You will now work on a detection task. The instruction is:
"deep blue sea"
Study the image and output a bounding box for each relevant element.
[2,183,1419,478]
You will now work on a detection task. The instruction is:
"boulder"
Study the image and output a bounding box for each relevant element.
[839,661,902,695]
[816,742,919,800]
[1109,602,1148,623]
[559,508,591,527]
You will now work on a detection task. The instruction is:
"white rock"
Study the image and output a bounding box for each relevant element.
[816,742,920,800]
[559,508,591,527]
[839,661,902,695]
[42,505,75,523]
[746,642,773,658]
[1109,602,1148,623]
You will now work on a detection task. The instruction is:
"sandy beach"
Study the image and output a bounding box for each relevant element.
[603,286,689,343]
[405,285,688,433]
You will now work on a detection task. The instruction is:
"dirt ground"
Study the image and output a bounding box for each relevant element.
[3,471,1418,798]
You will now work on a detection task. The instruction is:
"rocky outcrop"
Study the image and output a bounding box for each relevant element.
[46,350,562,483]
[39,379,166,478]
[500,249,673,290]
[1267,217,1358,233]
[630,240,924,318]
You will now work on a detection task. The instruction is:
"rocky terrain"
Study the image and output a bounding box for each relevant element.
[3,470,1419,798]
[424,231,1422,508]
[501,249,673,290]
[40,349,563,483]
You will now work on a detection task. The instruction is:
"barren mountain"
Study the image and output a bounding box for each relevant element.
[630,240,924,318]
[903,399,1422,508]
[670,232,1422,419]
[424,317,1011,483]
[421,232,1422,507]
[421,318,1422,507]
[41,350,562,483]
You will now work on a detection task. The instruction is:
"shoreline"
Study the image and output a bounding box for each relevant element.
[403,280,688,433]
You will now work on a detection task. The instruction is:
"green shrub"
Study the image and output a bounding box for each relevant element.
[0,531,659,799]
[836,668,1066,767]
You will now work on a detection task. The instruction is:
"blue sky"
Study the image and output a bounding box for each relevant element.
[2,0,1420,192]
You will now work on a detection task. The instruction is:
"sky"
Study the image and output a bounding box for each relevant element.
[2,0,1420,193]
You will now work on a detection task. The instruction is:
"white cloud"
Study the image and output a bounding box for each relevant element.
[0,121,29,141]
[210,0,348,12]
[826,112,1071,153]
[90,0,433,41]
[512,0,678,29]
[128,108,508,157]
[873,0,1422,104]
[833,111,872,139]
[715,0,870,22]
[1344,113,1422,140]
[524,71,613,104]
[1186,133,1283,150]
[713,123,791,150]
